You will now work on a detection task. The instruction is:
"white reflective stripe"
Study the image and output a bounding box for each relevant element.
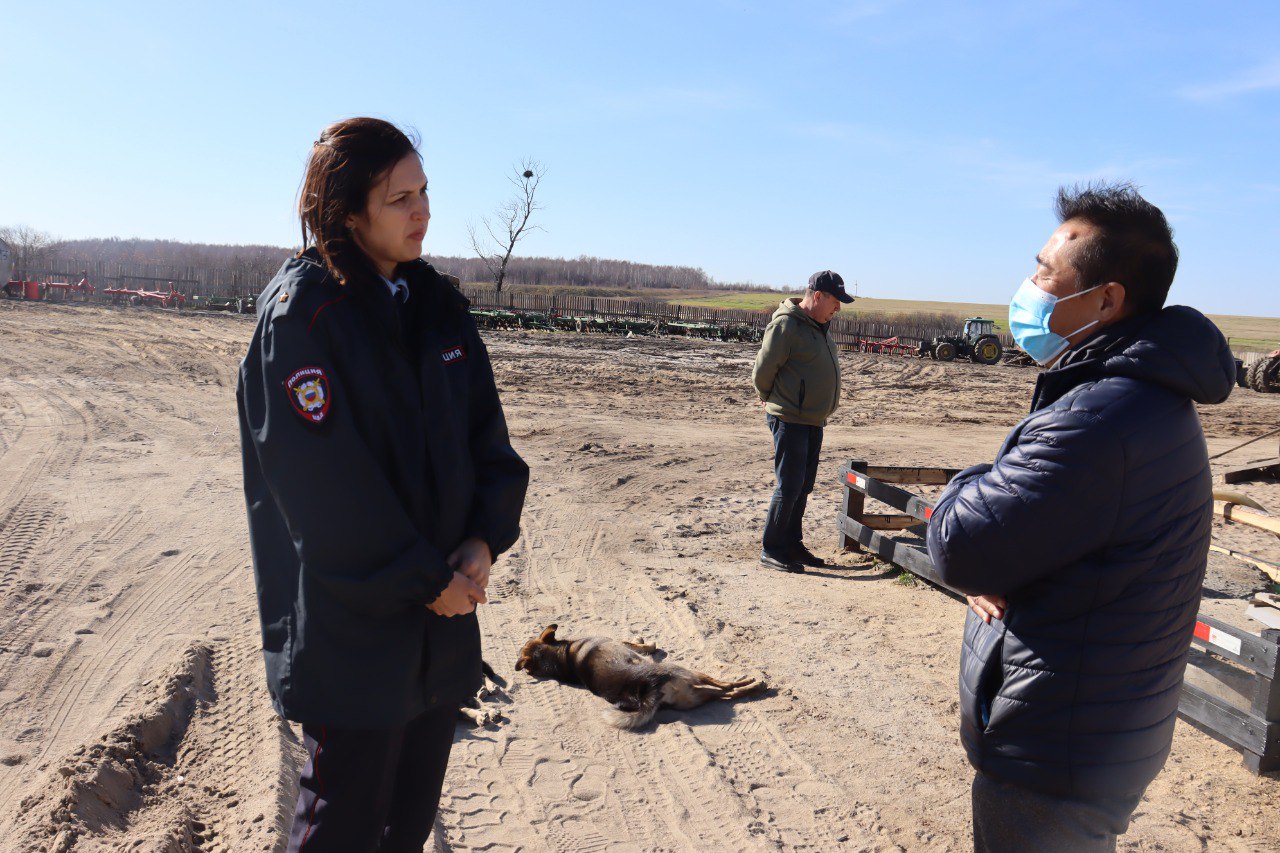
[1208,626,1242,656]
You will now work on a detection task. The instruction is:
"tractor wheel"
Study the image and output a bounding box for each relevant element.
[971,336,1002,365]
[934,341,957,362]
[1248,358,1269,392]
[1259,354,1280,393]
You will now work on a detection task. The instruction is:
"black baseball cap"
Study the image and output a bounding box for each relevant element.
[808,270,853,303]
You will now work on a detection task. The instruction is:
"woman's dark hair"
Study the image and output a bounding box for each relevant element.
[1055,181,1179,315]
[298,117,420,285]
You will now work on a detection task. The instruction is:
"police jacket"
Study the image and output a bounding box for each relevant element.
[752,298,842,427]
[926,306,1235,799]
[237,250,528,728]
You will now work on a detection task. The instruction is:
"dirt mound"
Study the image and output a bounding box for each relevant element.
[14,645,214,851]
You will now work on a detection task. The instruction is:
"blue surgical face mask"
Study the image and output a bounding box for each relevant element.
[1008,278,1101,366]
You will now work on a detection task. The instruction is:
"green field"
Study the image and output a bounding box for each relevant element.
[671,292,1280,349]
[671,292,792,311]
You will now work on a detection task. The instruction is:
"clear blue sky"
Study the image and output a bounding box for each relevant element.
[2,1,1277,316]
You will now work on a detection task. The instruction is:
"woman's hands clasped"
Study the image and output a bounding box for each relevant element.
[428,538,494,617]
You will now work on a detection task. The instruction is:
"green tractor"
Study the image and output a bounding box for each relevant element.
[920,317,1004,365]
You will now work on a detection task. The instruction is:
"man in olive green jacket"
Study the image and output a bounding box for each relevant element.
[752,270,851,573]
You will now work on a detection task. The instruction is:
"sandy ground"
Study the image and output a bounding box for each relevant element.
[0,299,1277,852]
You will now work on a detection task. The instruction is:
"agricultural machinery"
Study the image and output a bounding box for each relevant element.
[3,273,95,301]
[102,281,186,309]
[850,335,918,355]
[466,306,762,341]
[189,294,258,314]
[1244,350,1280,393]
[661,319,761,341]
[919,317,1003,365]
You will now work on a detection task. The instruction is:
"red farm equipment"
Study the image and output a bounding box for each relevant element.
[103,280,187,309]
[4,273,95,301]
[851,335,919,356]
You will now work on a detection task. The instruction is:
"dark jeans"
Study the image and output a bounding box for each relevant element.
[288,703,459,852]
[762,414,823,557]
[972,772,1143,853]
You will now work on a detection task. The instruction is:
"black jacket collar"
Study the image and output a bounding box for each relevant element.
[1030,306,1235,412]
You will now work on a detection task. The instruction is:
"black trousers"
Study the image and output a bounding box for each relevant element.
[761,414,823,557]
[971,772,1144,853]
[288,703,460,852]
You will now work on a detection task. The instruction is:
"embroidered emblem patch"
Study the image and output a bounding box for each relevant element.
[441,345,467,364]
[284,366,331,424]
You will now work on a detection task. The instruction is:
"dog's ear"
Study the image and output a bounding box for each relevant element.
[515,656,526,671]
[538,624,558,643]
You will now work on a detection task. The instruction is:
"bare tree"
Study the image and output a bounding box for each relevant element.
[0,224,58,277]
[468,159,545,295]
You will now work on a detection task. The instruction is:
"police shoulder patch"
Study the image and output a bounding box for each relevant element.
[284,366,331,424]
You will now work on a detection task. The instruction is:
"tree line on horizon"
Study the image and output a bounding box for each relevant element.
[2,229,780,293]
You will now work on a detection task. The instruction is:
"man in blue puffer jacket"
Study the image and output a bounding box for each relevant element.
[927,183,1235,852]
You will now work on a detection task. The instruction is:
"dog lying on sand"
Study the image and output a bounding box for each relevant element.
[515,624,765,729]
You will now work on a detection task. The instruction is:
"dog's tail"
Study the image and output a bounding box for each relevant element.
[481,659,507,689]
[601,674,667,730]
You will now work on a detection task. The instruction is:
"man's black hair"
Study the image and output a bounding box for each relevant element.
[1055,181,1179,315]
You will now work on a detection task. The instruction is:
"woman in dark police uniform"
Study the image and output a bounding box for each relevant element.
[237,117,528,851]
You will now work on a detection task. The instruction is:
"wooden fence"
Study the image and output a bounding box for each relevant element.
[22,257,278,299]
[16,259,1013,348]
[462,287,1012,348]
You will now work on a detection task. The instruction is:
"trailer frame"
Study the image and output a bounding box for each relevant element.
[836,458,1280,775]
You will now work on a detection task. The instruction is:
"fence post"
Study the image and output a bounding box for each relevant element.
[1254,629,1280,725]
[840,459,867,552]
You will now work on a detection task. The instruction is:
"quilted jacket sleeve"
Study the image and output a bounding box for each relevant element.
[926,408,1125,596]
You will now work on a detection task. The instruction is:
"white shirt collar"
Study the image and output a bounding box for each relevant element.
[380,274,409,302]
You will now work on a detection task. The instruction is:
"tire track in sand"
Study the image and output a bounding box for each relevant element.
[0,386,86,606]
[438,466,769,850]
[171,583,302,853]
[467,424,888,850]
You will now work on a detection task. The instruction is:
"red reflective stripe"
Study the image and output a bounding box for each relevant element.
[300,725,327,848]
[846,472,857,485]
[1193,622,1210,643]
[308,293,349,332]
[924,507,933,520]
